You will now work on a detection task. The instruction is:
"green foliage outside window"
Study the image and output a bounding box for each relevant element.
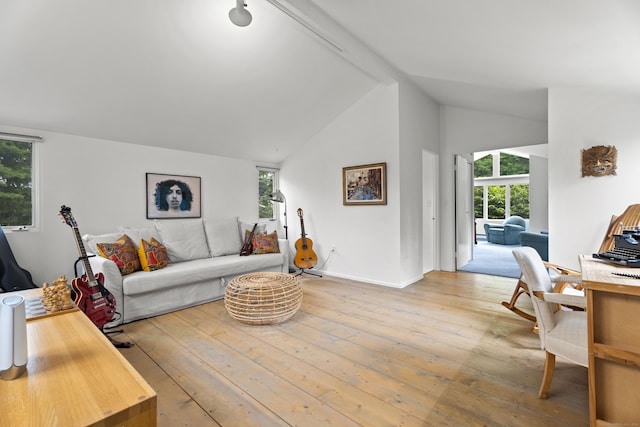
[510,184,529,218]
[474,155,492,178]
[0,139,33,226]
[474,186,483,218]
[258,170,274,219]
[487,185,506,219]
[500,153,529,176]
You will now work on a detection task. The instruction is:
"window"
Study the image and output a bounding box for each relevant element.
[474,154,493,178]
[0,135,40,229]
[474,186,484,219]
[258,168,278,219]
[473,150,530,224]
[510,184,529,218]
[487,185,506,219]
[500,152,529,176]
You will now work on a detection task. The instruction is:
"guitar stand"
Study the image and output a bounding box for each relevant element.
[102,327,134,348]
[73,254,96,278]
[295,268,322,278]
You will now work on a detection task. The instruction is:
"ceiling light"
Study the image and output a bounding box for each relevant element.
[229,0,252,27]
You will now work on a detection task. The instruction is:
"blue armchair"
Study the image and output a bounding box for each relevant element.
[483,216,527,245]
[519,230,549,261]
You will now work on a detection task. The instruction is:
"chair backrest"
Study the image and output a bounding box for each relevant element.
[504,216,526,228]
[512,246,558,349]
[0,226,37,292]
[599,204,640,252]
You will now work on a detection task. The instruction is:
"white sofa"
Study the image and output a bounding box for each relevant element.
[82,217,288,326]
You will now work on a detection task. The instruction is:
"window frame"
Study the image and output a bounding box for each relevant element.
[0,132,42,232]
[257,166,279,220]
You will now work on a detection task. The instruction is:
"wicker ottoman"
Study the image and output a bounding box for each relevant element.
[224,272,302,325]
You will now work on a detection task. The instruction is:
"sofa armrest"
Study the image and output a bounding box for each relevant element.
[279,239,290,273]
[87,254,125,325]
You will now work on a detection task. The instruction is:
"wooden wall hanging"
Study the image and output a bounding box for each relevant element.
[581,145,617,177]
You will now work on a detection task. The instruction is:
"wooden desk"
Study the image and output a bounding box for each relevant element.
[579,256,640,427]
[0,288,156,427]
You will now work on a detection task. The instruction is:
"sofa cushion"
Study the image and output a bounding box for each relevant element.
[252,231,280,254]
[138,237,170,271]
[83,232,123,255]
[122,253,284,296]
[96,234,141,275]
[204,217,242,257]
[155,219,210,262]
[119,225,161,251]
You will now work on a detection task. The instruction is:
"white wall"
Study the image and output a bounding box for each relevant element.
[2,124,263,286]
[528,155,549,232]
[279,80,440,287]
[279,84,402,286]
[398,81,440,282]
[549,87,640,269]
[439,107,548,271]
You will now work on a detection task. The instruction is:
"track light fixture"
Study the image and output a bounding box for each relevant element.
[229,0,252,27]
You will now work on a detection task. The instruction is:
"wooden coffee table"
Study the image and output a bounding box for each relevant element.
[0,288,156,427]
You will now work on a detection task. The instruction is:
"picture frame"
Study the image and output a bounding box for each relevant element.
[146,173,201,219]
[342,162,387,205]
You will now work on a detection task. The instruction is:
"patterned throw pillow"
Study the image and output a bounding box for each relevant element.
[138,237,169,272]
[96,234,141,275]
[252,231,280,254]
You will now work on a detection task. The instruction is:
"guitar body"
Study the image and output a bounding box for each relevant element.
[294,237,318,269]
[294,208,318,270]
[71,272,116,328]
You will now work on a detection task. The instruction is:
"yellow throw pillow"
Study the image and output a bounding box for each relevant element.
[96,234,141,275]
[138,237,169,272]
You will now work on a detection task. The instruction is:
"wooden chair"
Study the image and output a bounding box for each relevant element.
[501,262,582,322]
[512,247,587,398]
[503,203,640,322]
[598,203,640,253]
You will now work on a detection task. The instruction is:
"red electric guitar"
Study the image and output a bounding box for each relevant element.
[59,205,116,328]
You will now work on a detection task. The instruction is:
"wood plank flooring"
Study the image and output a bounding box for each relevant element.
[116,271,588,426]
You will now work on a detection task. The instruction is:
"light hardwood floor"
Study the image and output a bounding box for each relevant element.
[116,271,588,426]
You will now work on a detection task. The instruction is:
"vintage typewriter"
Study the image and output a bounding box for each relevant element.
[593,229,640,267]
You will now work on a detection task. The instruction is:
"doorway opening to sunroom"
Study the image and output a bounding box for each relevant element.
[459,145,549,278]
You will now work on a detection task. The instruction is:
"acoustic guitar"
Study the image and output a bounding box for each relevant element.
[59,206,116,328]
[294,208,318,269]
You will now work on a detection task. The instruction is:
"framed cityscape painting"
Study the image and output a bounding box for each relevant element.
[342,162,387,206]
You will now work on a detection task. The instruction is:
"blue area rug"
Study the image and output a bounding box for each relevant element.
[459,239,522,278]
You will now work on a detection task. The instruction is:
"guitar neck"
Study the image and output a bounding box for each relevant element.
[299,218,308,246]
[71,226,97,287]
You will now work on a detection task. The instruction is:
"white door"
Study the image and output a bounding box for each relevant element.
[423,151,438,273]
[455,155,473,268]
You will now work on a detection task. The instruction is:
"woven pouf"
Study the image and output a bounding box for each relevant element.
[224,272,303,325]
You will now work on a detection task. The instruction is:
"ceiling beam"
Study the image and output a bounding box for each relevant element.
[266,0,400,85]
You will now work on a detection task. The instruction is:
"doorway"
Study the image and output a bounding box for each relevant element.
[423,150,438,273]
[455,155,474,269]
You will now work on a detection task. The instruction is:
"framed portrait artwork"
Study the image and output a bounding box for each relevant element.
[342,162,387,205]
[146,173,201,219]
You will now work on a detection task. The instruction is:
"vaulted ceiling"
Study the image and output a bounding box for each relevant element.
[1,0,639,163]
